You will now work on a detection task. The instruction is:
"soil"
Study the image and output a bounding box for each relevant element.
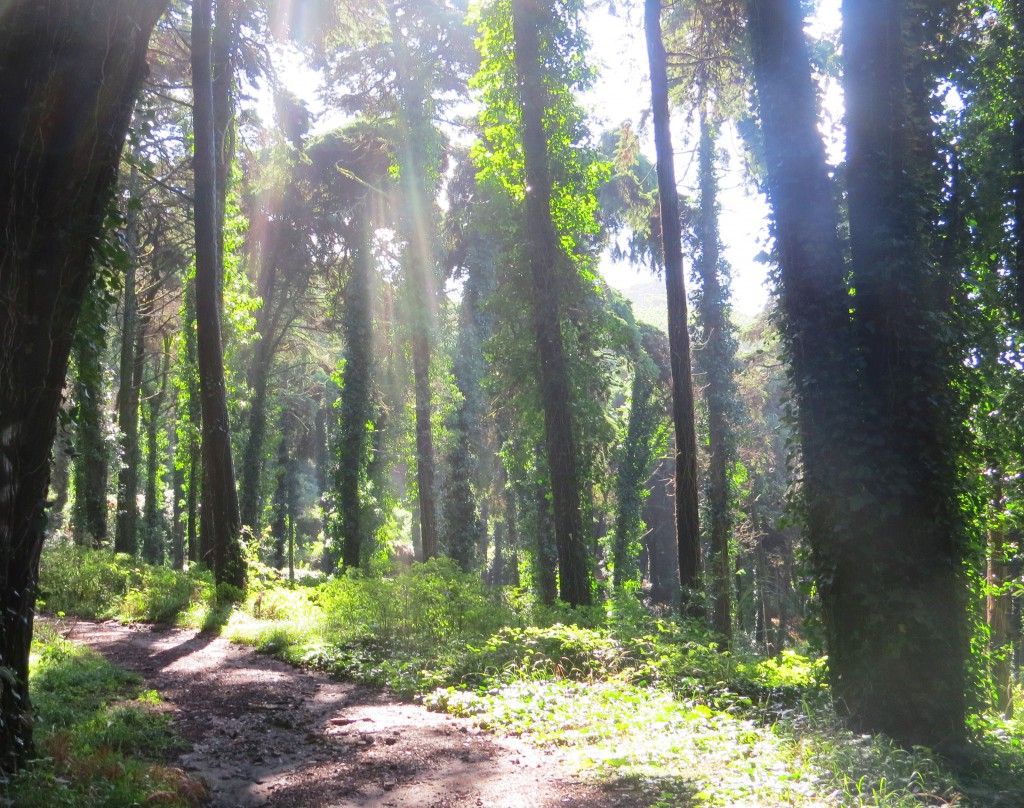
[64,619,643,808]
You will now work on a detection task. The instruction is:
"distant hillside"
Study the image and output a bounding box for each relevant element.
[614,276,764,335]
[618,277,668,333]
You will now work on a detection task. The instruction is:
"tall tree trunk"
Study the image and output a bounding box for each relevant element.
[388,9,440,562]
[694,109,736,645]
[747,0,967,749]
[642,459,679,606]
[72,321,110,548]
[411,337,438,560]
[612,348,659,589]
[840,0,966,748]
[511,0,592,606]
[746,0,854,668]
[0,0,166,771]
[212,0,235,308]
[179,279,202,565]
[116,280,148,555]
[142,337,169,565]
[238,338,273,532]
[270,428,289,571]
[644,0,702,616]
[1009,0,1024,326]
[114,173,144,555]
[192,0,244,590]
[335,212,376,571]
[534,476,559,606]
[171,431,185,569]
[988,499,1015,716]
[48,428,73,536]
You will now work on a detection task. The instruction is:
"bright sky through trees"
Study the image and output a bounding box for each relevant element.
[585,0,843,318]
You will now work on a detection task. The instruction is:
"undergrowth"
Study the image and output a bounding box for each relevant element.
[3,623,205,808]
[35,547,1024,807]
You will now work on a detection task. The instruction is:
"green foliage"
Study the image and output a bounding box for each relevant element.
[38,546,216,626]
[7,626,203,808]
[313,557,508,649]
[38,547,138,620]
[39,548,1024,806]
[455,623,633,684]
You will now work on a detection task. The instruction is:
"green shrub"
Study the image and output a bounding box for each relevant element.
[455,624,634,685]
[39,547,217,627]
[121,566,215,624]
[313,557,511,650]
[37,546,138,619]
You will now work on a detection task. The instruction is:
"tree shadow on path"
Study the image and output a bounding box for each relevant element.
[63,619,680,808]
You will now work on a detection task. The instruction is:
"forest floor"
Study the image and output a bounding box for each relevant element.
[65,619,645,808]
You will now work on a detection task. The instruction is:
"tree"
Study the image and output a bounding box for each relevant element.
[309,0,477,564]
[301,124,392,571]
[611,318,670,590]
[238,134,319,536]
[644,0,703,615]
[0,0,167,771]
[192,0,244,589]
[506,0,594,606]
[142,334,171,564]
[71,275,117,549]
[746,0,968,748]
[840,0,967,746]
[692,110,741,644]
[440,155,501,573]
[114,164,146,555]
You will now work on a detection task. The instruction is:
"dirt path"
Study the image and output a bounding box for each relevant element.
[65,620,637,808]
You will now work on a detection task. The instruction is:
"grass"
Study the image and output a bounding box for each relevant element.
[3,623,205,808]
[34,546,1024,807]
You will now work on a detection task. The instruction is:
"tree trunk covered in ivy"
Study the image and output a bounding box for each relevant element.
[986,476,1014,717]
[388,9,440,563]
[1009,0,1024,326]
[114,177,144,556]
[644,0,702,616]
[643,460,680,606]
[270,425,292,572]
[511,0,592,607]
[747,0,967,748]
[612,323,665,590]
[441,237,495,573]
[840,0,966,748]
[238,213,287,535]
[142,337,170,565]
[192,0,244,590]
[238,342,272,533]
[334,211,376,571]
[0,0,167,771]
[179,280,202,566]
[534,475,559,606]
[71,296,112,549]
[693,110,739,645]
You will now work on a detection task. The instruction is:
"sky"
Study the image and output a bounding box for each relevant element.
[582,0,843,319]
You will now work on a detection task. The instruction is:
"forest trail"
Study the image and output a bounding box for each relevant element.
[64,620,638,808]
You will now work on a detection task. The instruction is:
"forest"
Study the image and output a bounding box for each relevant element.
[2,0,1024,805]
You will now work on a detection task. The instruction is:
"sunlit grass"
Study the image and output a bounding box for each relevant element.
[35,547,1024,808]
[6,625,205,808]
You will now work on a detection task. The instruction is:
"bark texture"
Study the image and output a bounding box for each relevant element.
[192,0,244,589]
[512,0,592,606]
[644,0,702,615]
[747,0,967,748]
[840,0,966,746]
[0,0,167,771]
[694,112,736,644]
